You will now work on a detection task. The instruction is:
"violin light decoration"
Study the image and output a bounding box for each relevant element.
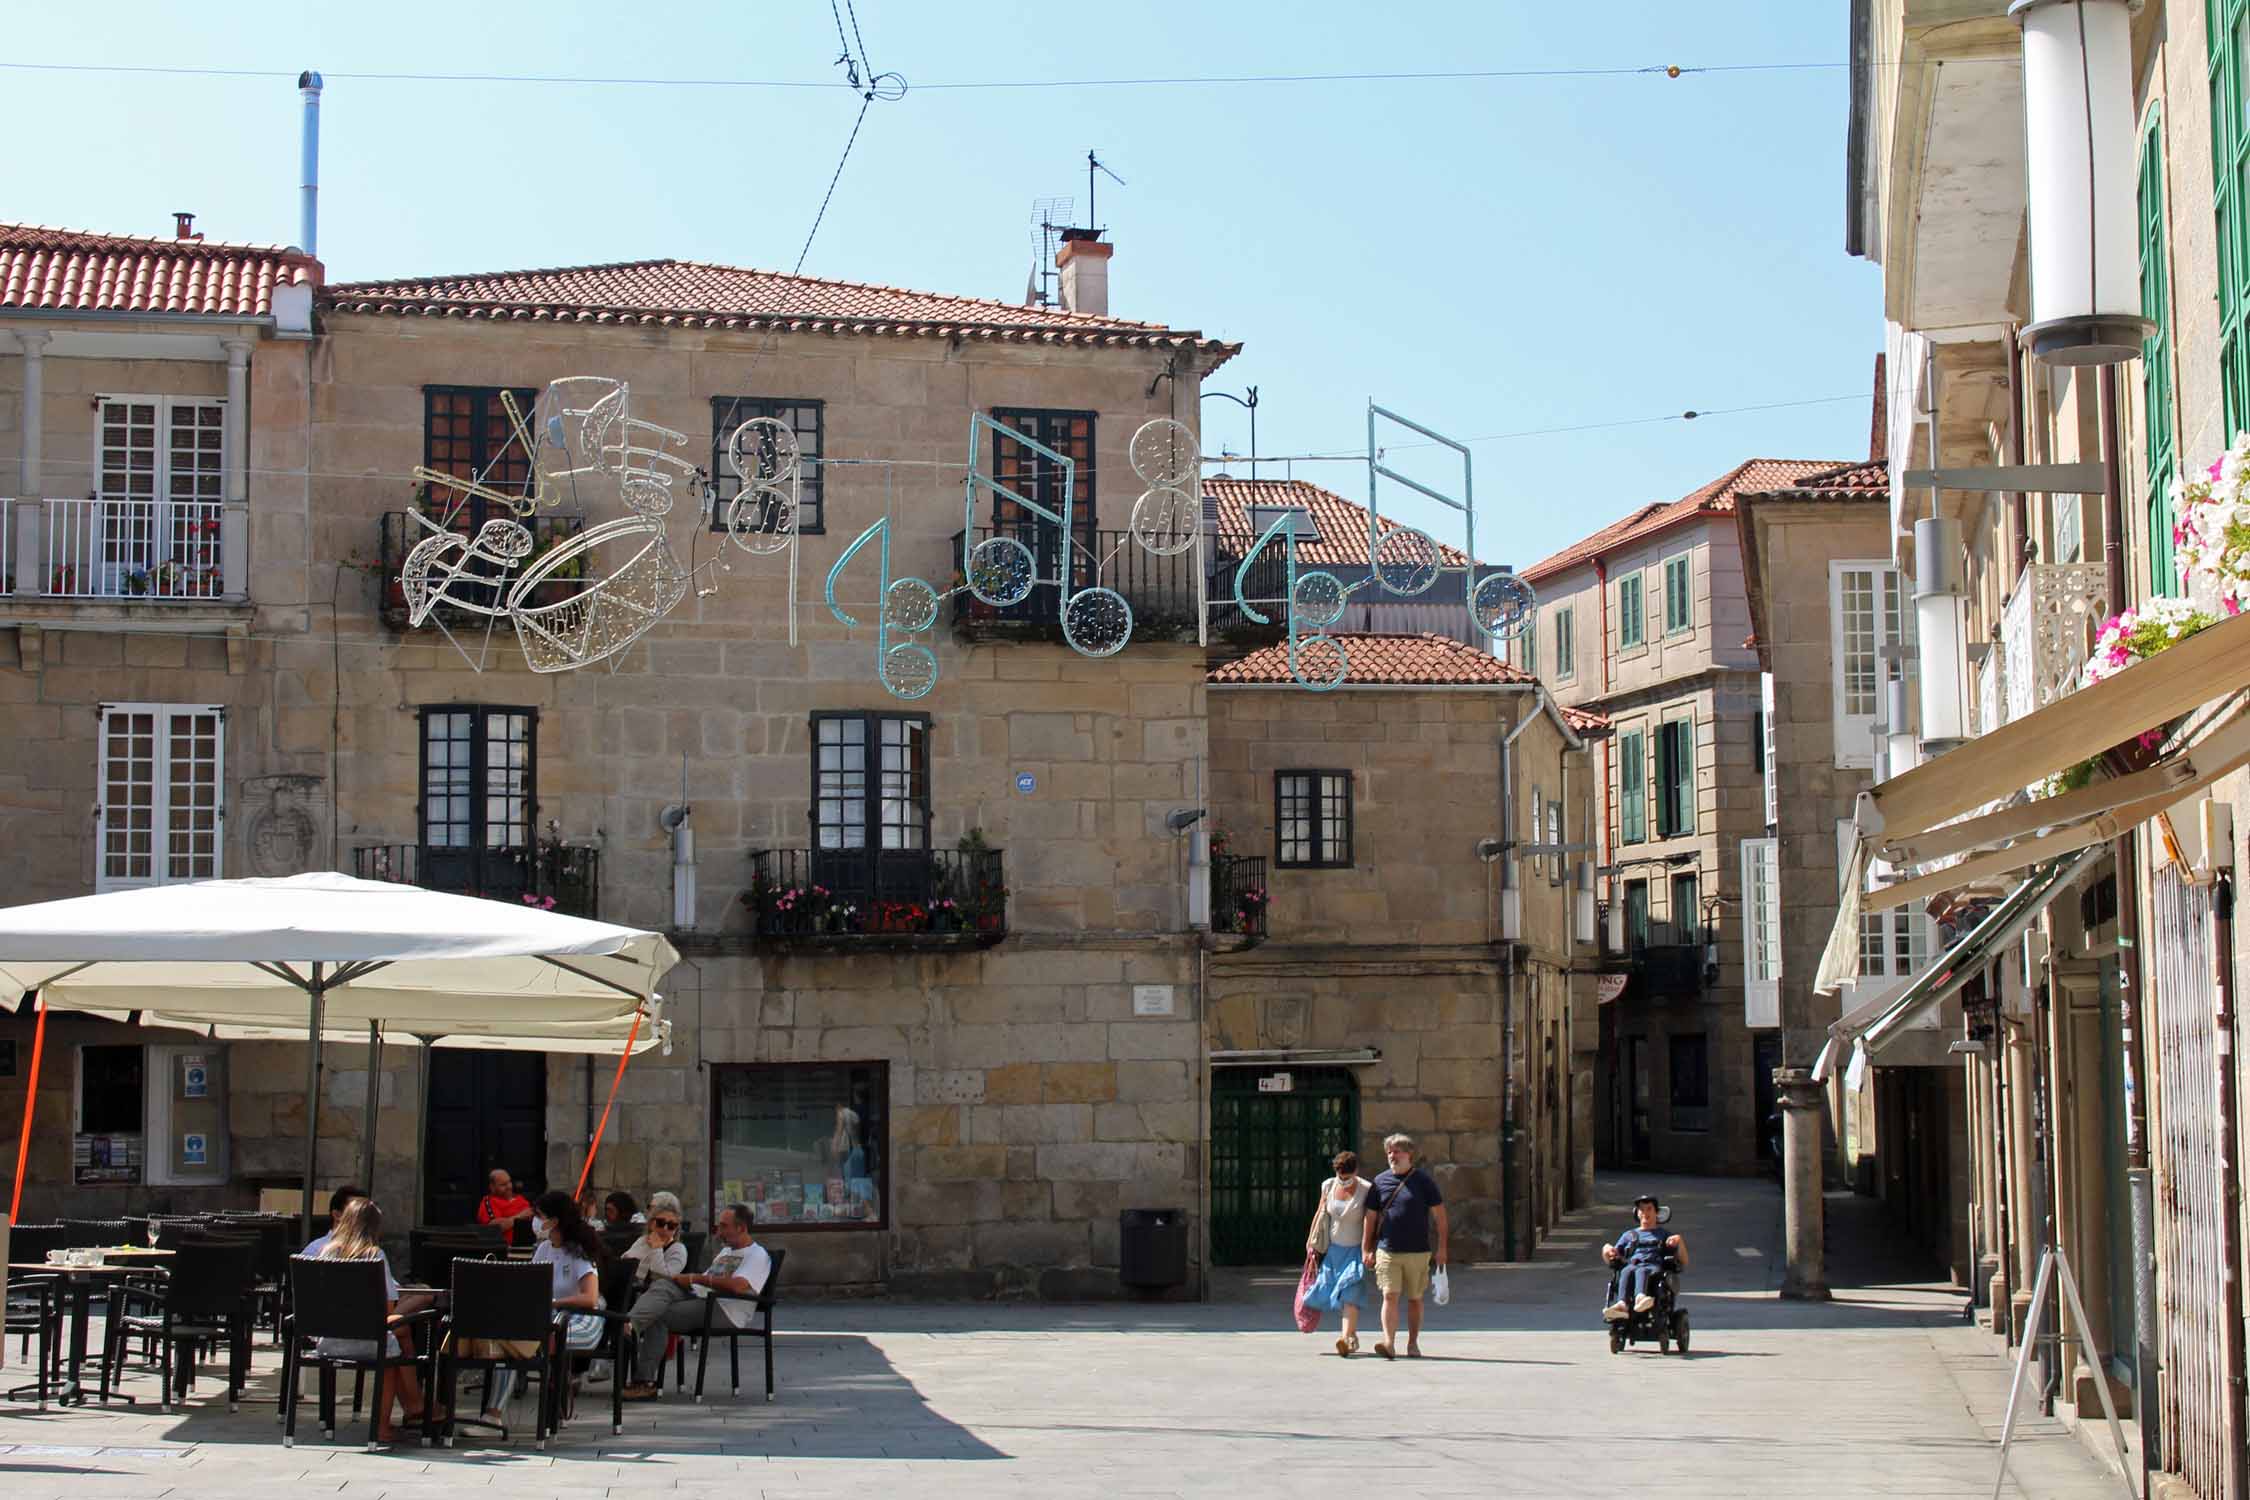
[1228,402,1535,691]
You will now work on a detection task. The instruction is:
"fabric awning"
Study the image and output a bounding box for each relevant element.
[1823,848,2104,1068]
[1856,609,2250,849]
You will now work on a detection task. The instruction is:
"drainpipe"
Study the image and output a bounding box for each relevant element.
[2212,869,2248,1500]
[2099,364,2158,1459]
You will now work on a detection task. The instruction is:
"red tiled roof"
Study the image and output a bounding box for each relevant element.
[1519,458,1859,582]
[321,257,1239,363]
[1208,632,1611,730]
[1202,477,1472,568]
[0,224,317,318]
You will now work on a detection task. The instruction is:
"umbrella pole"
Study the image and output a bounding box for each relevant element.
[572,1008,645,1201]
[358,1021,382,1207]
[8,991,46,1225]
[412,1037,432,1229]
[301,962,326,1244]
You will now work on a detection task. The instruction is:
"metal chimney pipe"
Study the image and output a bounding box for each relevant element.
[297,71,323,258]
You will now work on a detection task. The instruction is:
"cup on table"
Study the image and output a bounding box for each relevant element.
[46,1249,67,1264]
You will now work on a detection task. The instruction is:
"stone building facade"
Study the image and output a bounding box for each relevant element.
[1202,630,1606,1262]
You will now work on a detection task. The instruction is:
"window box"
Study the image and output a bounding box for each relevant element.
[1211,853,1269,942]
[743,847,1007,949]
[711,1062,888,1231]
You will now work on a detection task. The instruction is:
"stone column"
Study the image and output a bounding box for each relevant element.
[221,339,251,600]
[1776,1066,1831,1300]
[14,330,48,597]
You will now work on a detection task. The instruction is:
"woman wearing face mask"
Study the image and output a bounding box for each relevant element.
[481,1190,608,1428]
[1302,1150,1371,1356]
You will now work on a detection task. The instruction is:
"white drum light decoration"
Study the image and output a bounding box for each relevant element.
[2013,0,2153,365]
[1912,515,1972,747]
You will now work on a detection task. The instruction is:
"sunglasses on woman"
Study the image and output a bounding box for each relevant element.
[650,1218,680,1230]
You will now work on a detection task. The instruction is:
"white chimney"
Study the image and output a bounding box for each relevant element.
[298,71,323,260]
[1057,230,1111,317]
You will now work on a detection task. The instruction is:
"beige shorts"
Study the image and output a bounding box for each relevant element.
[1374,1249,1432,1301]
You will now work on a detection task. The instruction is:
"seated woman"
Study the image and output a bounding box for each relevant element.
[315,1198,441,1442]
[620,1192,687,1286]
[483,1190,608,1428]
[1602,1194,1688,1320]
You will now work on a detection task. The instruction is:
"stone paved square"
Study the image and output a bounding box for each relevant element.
[0,1178,2123,1498]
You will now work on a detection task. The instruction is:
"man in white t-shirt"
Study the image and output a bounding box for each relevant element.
[621,1203,770,1399]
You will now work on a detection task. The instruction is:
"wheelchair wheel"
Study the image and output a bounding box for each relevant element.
[1608,1326,1626,1355]
[1672,1310,1691,1355]
[1657,1319,1671,1355]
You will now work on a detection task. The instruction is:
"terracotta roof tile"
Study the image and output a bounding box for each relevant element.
[321,256,1240,366]
[1519,457,1859,582]
[0,223,317,318]
[1202,476,1471,568]
[1744,458,1889,495]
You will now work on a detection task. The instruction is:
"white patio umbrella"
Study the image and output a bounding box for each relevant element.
[0,872,678,1237]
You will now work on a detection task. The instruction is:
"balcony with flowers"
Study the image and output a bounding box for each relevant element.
[742,837,1008,950]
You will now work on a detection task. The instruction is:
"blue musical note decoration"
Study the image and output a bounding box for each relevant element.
[825,514,942,700]
[961,413,1135,658]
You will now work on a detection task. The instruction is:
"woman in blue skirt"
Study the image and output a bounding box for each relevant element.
[1303,1149,1371,1355]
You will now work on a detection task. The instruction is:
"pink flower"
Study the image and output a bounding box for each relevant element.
[2230,596,2243,618]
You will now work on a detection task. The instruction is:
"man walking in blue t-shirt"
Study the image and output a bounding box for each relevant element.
[1359,1132,1448,1360]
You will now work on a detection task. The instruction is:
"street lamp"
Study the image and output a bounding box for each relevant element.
[1201,386,1259,483]
[1913,515,1972,748]
[2014,0,2152,365]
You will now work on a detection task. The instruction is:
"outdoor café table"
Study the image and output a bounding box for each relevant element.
[5,1252,172,1406]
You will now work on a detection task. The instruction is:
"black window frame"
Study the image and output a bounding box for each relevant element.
[989,407,1097,589]
[806,711,933,909]
[1667,1033,1710,1132]
[709,396,826,536]
[709,1060,891,1233]
[417,704,539,900]
[420,385,539,522]
[1275,769,1354,869]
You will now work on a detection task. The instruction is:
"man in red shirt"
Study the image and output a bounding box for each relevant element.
[476,1168,534,1245]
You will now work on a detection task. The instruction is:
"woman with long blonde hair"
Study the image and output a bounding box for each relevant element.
[318,1198,439,1441]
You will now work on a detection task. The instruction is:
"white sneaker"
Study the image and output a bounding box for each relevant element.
[1632,1294,1656,1314]
[1603,1301,1629,1321]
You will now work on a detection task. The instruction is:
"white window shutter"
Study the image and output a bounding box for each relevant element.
[1742,836,1781,1028]
[1831,563,1878,769]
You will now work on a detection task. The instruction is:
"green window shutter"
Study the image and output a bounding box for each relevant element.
[1555,606,1574,679]
[1664,555,1692,635]
[2214,1,2250,432]
[1674,719,1696,835]
[1655,719,1695,837]
[1620,730,1645,844]
[1619,575,1643,647]
[2140,107,2180,595]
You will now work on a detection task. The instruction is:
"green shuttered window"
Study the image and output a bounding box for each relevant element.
[2140,108,2180,595]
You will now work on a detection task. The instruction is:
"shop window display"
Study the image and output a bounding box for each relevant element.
[711,1062,887,1228]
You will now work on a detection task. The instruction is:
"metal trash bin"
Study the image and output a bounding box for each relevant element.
[1119,1207,1186,1289]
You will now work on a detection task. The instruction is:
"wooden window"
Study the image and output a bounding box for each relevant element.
[1670,872,1700,935]
[1741,836,1781,1028]
[1276,770,1353,868]
[2213,1,2250,430]
[1830,561,1910,769]
[1618,729,1647,845]
[710,397,825,535]
[421,386,538,518]
[1655,717,1695,839]
[1624,880,1650,947]
[1663,553,1693,636]
[811,713,930,853]
[98,704,223,891]
[1618,572,1644,649]
[417,705,536,899]
[2140,107,2180,595]
[1553,605,1575,681]
[990,408,1097,588]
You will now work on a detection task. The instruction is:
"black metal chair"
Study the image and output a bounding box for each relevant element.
[675,1247,786,1404]
[409,1231,497,1292]
[3,1226,65,1408]
[282,1255,435,1450]
[435,1258,560,1449]
[104,1238,258,1411]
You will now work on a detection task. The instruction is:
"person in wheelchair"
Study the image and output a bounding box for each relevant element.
[1602,1194,1688,1321]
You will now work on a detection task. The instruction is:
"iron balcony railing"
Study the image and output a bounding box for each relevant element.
[1211,853,1269,940]
[1600,915,1707,995]
[353,841,601,920]
[948,526,1202,640]
[377,503,586,628]
[745,847,1007,943]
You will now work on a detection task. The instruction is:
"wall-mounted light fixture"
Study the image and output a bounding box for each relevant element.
[1573,860,1596,946]
[2014,0,2153,365]
[1884,676,1920,779]
[1913,515,1972,748]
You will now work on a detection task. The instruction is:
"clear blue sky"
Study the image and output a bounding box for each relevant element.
[6,2,1878,568]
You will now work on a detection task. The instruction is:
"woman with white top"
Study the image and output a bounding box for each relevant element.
[482,1190,607,1427]
[315,1198,439,1441]
[1303,1149,1372,1356]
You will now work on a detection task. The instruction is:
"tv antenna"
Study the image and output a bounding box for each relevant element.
[1028,196,1072,307]
[1086,150,1125,232]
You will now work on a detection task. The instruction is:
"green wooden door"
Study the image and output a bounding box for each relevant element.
[1210,1067,1360,1266]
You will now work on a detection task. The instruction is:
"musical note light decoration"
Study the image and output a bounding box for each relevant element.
[1227,402,1536,691]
